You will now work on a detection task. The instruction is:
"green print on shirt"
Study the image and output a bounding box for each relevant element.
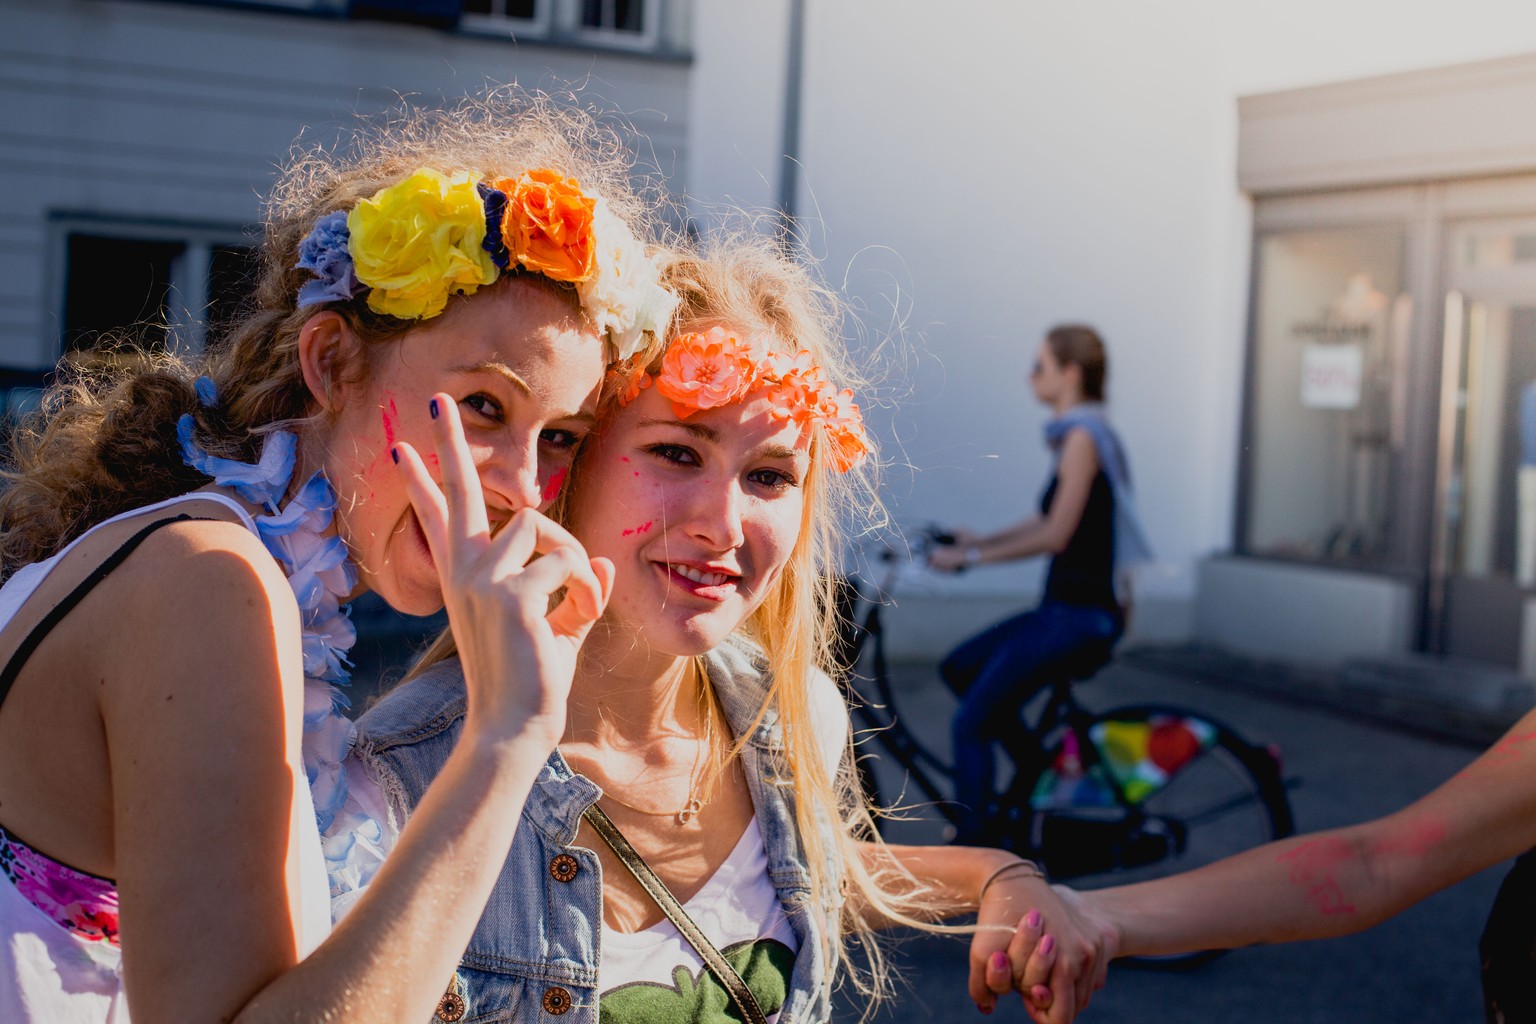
[599,938,795,1024]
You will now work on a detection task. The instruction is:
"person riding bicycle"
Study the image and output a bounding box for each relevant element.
[929,324,1152,846]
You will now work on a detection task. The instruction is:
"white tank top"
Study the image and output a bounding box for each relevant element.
[0,491,331,1023]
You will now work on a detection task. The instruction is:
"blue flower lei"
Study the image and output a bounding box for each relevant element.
[176,393,359,836]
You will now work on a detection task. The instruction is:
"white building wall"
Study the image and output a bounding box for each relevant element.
[687,0,1536,657]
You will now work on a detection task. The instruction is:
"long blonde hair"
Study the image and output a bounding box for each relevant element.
[0,88,664,576]
[652,240,957,1003]
[411,235,953,1004]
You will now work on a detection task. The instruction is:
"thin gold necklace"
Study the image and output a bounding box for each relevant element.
[589,660,714,826]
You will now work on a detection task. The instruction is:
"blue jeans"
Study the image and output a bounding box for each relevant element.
[941,601,1122,844]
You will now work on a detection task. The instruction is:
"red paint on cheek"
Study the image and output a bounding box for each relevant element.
[1276,837,1357,916]
[425,453,439,469]
[542,467,568,504]
[380,394,399,448]
[621,521,654,537]
[620,456,630,463]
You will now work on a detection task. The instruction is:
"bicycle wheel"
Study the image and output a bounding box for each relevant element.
[1009,704,1295,965]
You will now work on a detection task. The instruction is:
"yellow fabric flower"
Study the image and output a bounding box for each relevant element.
[347,169,498,320]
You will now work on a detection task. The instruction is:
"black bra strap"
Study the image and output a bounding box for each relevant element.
[0,514,207,713]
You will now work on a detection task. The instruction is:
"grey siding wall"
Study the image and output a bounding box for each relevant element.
[0,0,690,369]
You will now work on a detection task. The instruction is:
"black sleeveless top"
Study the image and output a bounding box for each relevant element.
[1040,470,1117,612]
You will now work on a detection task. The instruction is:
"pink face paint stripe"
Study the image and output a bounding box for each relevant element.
[542,467,568,504]
[380,394,399,448]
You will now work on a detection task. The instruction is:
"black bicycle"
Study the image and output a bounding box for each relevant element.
[836,532,1295,956]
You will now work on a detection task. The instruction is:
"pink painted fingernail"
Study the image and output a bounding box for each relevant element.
[1025,909,1041,929]
[990,951,1008,971]
[977,1004,993,1016]
[1031,985,1051,1005]
[1039,934,1056,956]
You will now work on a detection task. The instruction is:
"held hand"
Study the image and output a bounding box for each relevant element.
[968,867,1116,1022]
[1009,887,1119,1024]
[393,394,614,751]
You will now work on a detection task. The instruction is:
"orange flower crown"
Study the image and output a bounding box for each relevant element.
[612,326,870,473]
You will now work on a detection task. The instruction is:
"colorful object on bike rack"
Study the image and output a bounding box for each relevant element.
[1030,730,1119,810]
[1031,715,1218,809]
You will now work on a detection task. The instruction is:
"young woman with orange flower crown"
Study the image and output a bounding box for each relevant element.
[330,239,1104,1024]
[0,93,681,1022]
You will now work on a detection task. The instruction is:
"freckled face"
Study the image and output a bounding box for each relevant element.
[323,277,604,615]
[569,386,810,655]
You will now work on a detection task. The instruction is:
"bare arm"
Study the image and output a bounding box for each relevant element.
[853,842,1110,1016]
[1005,708,1536,1023]
[931,429,1099,571]
[1087,713,1536,956]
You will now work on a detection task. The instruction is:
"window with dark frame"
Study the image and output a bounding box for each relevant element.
[64,234,185,352]
[580,0,644,34]
[60,230,260,356]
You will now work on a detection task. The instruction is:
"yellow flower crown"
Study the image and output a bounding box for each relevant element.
[295,167,676,361]
[613,326,870,473]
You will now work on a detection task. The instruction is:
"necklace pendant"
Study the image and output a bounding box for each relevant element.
[676,798,702,826]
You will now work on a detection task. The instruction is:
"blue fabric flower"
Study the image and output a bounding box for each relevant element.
[296,211,363,307]
[177,417,297,508]
[478,182,512,271]
[194,375,219,408]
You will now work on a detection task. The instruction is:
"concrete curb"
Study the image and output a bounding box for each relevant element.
[1120,642,1530,749]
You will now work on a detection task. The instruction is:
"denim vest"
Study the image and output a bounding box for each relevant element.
[351,635,841,1024]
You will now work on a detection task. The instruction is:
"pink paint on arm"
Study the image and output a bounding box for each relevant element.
[542,467,568,504]
[1475,730,1536,769]
[621,521,653,537]
[1276,837,1358,916]
[1371,818,1448,859]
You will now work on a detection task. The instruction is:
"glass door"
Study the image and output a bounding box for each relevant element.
[1432,220,1536,666]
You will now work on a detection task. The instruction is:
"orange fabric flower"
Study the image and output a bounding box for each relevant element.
[758,349,829,428]
[817,387,870,472]
[609,367,653,406]
[490,169,597,284]
[654,327,758,419]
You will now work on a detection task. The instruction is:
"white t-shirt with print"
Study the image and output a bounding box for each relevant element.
[596,671,849,1024]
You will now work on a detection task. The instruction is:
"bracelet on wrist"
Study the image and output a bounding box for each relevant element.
[966,545,982,566]
[978,858,1047,902]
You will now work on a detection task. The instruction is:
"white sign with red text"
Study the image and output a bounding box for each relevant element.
[1301,344,1363,409]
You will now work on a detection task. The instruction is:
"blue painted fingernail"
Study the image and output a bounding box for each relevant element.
[390,446,400,464]
[429,398,440,419]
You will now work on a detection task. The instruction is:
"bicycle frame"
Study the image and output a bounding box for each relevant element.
[838,550,960,818]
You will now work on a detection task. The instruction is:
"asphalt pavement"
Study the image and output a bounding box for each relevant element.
[842,657,1507,1024]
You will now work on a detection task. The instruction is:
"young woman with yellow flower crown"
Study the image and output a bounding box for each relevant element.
[329,238,1104,1024]
[0,92,679,1022]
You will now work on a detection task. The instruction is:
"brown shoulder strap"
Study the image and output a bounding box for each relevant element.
[582,803,770,1024]
[0,515,207,714]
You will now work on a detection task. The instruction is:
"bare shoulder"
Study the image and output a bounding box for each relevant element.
[1059,427,1101,476]
[89,511,303,706]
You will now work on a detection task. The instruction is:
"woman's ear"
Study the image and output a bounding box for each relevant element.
[296,312,363,413]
